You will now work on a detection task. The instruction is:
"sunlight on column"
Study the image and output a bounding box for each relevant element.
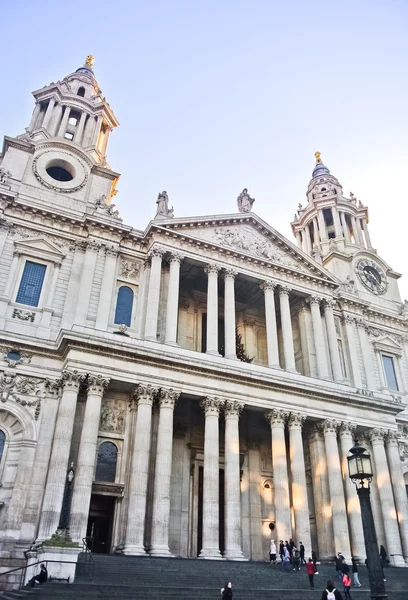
[388,507,398,520]
[316,457,327,477]
[227,439,239,454]
[322,503,333,519]
[347,496,361,515]
[292,482,306,510]
[377,471,388,489]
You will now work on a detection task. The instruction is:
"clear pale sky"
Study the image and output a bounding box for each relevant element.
[2,1,407,299]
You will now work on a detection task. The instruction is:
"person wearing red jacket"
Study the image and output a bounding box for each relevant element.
[306,557,316,589]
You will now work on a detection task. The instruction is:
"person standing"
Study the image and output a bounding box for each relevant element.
[321,579,343,600]
[292,547,301,571]
[312,549,319,574]
[282,546,291,572]
[351,558,361,587]
[342,572,352,599]
[221,582,233,599]
[300,542,305,565]
[380,545,388,568]
[269,539,277,564]
[279,540,284,563]
[306,558,316,589]
[335,553,343,582]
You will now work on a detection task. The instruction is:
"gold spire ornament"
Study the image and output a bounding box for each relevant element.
[84,55,95,68]
[315,151,322,164]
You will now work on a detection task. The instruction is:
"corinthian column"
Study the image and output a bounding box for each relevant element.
[199,397,223,558]
[223,269,237,359]
[288,413,311,556]
[343,316,362,388]
[224,400,245,560]
[279,286,296,372]
[322,420,351,560]
[338,423,365,561]
[205,264,220,355]
[324,299,343,382]
[37,370,85,541]
[369,428,405,566]
[145,247,164,341]
[386,431,408,561]
[310,296,329,378]
[165,253,183,345]
[150,388,180,556]
[123,384,158,555]
[356,320,377,390]
[265,410,291,543]
[261,281,280,369]
[70,374,110,542]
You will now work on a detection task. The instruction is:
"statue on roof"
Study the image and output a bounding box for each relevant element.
[155,191,174,220]
[85,55,95,68]
[237,188,255,213]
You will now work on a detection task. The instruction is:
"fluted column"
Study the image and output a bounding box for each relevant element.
[42,97,56,130]
[362,217,372,249]
[261,281,280,369]
[343,316,363,388]
[95,247,119,330]
[310,296,329,378]
[223,269,237,359]
[57,105,71,137]
[199,397,223,558]
[205,264,220,355]
[308,426,334,560]
[123,384,158,555]
[317,210,327,241]
[369,428,405,566]
[150,388,180,556]
[28,102,41,132]
[386,431,408,561]
[70,374,110,542]
[224,400,245,560]
[37,370,85,541]
[145,247,164,341]
[338,423,365,560]
[73,240,100,326]
[356,319,377,389]
[279,286,296,372]
[165,253,183,345]
[288,413,311,555]
[265,410,291,543]
[322,420,351,559]
[339,212,351,243]
[324,299,343,382]
[74,111,87,144]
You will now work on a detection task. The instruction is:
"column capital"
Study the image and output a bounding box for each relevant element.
[224,400,244,418]
[148,246,165,259]
[158,387,180,409]
[131,383,159,407]
[355,318,366,329]
[368,427,387,444]
[342,314,356,325]
[223,268,238,280]
[87,374,110,395]
[310,294,322,305]
[61,369,86,392]
[105,245,119,257]
[265,409,288,427]
[169,252,184,265]
[86,239,101,252]
[44,378,62,398]
[324,298,336,309]
[321,419,340,435]
[339,421,357,437]
[308,424,324,443]
[385,430,399,445]
[279,285,291,297]
[205,263,221,275]
[260,280,277,293]
[200,396,223,416]
[288,412,306,429]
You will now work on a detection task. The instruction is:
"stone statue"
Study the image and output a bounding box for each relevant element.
[95,194,120,218]
[85,55,95,68]
[340,275,355,293]
[155,191,174,219]
[0,167,11,186]
[401,299,408,318]
[237,188,255,213]
[311,244,322,264]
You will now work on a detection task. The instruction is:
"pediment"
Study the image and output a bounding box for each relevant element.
[155,213,338,283]
[14,237,66,263]
[372,335,403,355]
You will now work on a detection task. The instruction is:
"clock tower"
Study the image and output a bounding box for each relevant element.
[291,153,403,310]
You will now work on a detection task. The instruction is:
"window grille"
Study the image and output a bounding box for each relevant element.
[15,261,46,307]
[114,286,133,327]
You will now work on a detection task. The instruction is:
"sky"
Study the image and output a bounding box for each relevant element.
[1,0,408,299]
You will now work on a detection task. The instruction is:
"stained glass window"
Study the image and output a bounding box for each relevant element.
[95,442,117,482]
[15,261,46,307]
[114,286,133,327]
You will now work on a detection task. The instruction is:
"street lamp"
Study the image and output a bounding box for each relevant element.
[347,441,387,600]
[58,462,75,531]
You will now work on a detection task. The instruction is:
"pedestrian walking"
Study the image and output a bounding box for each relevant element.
[221,582,233,599]
[341,559,350,575]
[312,549,319,574]
[351,558,361,587]
[380,545,388,568]
[300,542,306,565]
[281,546,291,572]
[343,573,352,599]
[335,553,343,582]
[279,540,284,562]
[321,579,343,600]
[292,547,300,571]
[269,539,277,564]
[306,557,316,589]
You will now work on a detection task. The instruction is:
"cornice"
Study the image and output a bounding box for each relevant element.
[3,136,35,155]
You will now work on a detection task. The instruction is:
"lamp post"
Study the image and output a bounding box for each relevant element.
[347,441,387,600]
[58,462,75,531]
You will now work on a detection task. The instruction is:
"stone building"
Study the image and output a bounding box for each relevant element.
[1,57,408,568]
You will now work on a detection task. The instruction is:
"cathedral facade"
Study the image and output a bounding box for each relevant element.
[1,58,408,570]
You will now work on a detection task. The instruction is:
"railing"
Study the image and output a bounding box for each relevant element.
[0,560,78,590]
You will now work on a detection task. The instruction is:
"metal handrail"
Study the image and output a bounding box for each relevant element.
[0,559,80,590]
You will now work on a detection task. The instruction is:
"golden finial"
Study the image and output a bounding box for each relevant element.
[85,55,95,68]
[315,151,322,164]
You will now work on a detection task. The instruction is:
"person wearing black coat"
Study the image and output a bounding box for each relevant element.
[321,580,343,600]
[221,582,233,599]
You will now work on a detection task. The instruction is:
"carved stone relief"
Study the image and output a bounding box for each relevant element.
[99,397,126,434]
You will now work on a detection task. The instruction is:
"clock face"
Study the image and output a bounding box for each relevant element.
[355,259,388,294]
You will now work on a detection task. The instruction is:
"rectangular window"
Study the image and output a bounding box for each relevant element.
[68,117,78,126]
[15,261,46,307]
[64,131,74,140]
[382,355,399,391]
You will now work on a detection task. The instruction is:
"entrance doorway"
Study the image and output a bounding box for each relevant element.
[86,494,115,553]
[197,466,225,556]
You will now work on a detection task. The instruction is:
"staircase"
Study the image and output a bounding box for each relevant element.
[2,554,408,599]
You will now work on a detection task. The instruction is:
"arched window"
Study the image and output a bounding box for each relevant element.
[95,442,117,482]
[0,431,5,464]
[114,286,133,327]
[77,87,85,97]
